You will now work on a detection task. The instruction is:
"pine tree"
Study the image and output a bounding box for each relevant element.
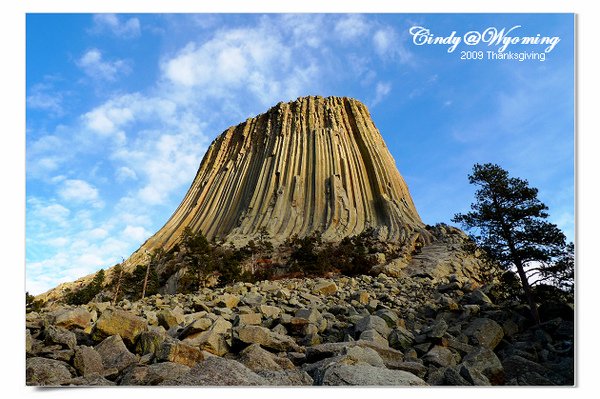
[452,163,573,323]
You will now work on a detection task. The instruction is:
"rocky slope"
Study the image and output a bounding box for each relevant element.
[26,275,574,387]
[26,228,574,386]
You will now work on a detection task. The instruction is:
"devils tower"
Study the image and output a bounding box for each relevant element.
[126,96,424,265]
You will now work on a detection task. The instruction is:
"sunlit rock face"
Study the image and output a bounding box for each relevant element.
[131,95,424,259]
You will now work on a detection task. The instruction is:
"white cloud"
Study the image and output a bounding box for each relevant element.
[116,166,137,182]
[373,27,413,64]
[77,49,130,81]
[114,127,207,206]
[372,81,392,106]
[58,179,102,207]
[92,14,141,38]
[279,14,324,48]
[161,22,318,106]
[334,14,371,42]
[27,84,63,114]
[88,228,109,240]
[27,135,69,178]
[28,199,71,226]
[373,28,394,56]
[83,93,176,137]
[122,225,151,242]
[46,237,69,247]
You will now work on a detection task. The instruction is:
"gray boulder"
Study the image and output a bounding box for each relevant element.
[464,318,504,350]
[51,306,93,329]
[26,357,73,386]
[422,345,458,368]
[120,362,191,385]
[258,370,313,386]
[157,340,204,367]
[44,324,77,350]
[94,334,138,372]
[318,363,428,386]
[160,357,268,386]
[388,326,415,351]
[73,345,104,376]
[354,315,391,338]
[233,325,302,352]
[502,355,560,385]
[135,328,167,356]
[92,309,148,347]
[66,375,116,386]
[460,347,504,385]
[238,343,295,372]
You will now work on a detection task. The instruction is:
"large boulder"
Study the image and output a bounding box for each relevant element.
[51,307,94,329]
[160,357,268,386]
[178,317,213,339]
[156,309,185,330]
[313,280,338,296]
[94,334,138,372]
[157,340,204,367]
[44,324,77,350]
[234,313,262,327]
[257,370,314,386]
[92,309,148,347]
[238,343,295,372]
[215,293,240,309]
[66,375,116,386]
[354,315,391,338]
[237,344,313,386]
[502,355,562,385]
[135,328,167,356]
[460,347,504,385]
[26,357,73,386]
[120,362,191,385]
[359,329,389,347]
[233,325,302,352]
[241,292,265,307]
[464,318,504,350]
[183,317,232,356]
[388,326,415,351]
[73,345,104,376]
[422,345,458,368]
[317,363,428,386]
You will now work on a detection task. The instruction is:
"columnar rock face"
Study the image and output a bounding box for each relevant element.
[131,96,423,259]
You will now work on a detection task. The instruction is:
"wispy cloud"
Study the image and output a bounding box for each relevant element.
[161,21,319,107]
[77,49,130,81]
[373,26,414,64]
[27,83,63,114]
[371,81,392,107]
[91,14,141,38]
[57,179,104,208]
[335,14,371,42]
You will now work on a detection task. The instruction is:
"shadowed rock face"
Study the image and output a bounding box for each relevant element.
[131,96,423,259]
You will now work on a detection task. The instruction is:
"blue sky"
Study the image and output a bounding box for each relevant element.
[26,13,574,294]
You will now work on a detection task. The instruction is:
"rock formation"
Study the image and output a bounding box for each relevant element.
[129,96,424,261]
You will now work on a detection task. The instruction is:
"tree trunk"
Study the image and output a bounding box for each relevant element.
[113,268,124,305]
[515,260,540,324]
[141,262,151,299]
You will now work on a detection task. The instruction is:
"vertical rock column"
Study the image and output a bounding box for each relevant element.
[127,96,424,264]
